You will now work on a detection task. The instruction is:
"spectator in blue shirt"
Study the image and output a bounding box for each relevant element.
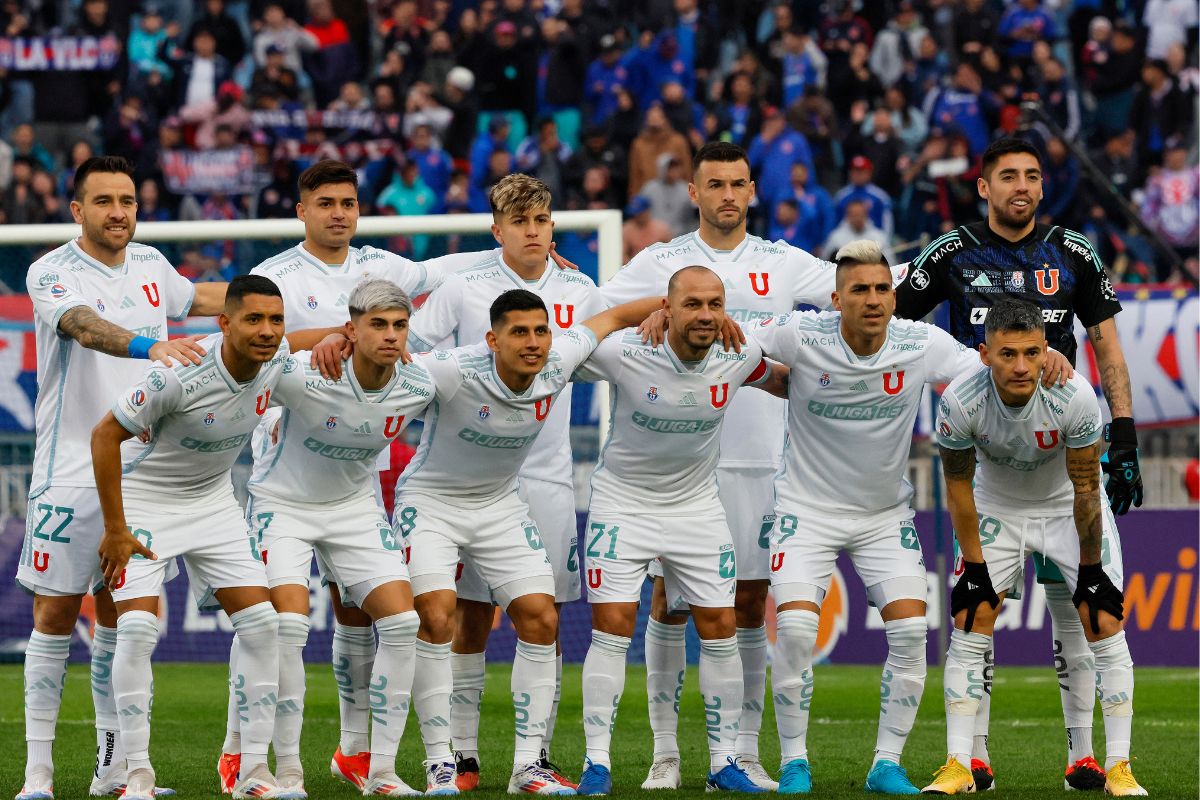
[718,71,764,146]
[407,123,454,207]
[833,155,894,238]
[626,30,694,110]
[780,27,821,109]
[584,35,628,125]
[747,107,812,212]
[469,116,512,186]
[1039,135,1081,228]
[778,161,835,253]
[998,0,1058,61]
[515,117,574,201]
[922,61,997,157]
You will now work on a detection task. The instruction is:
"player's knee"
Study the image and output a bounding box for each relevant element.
[883,616,928,674]
[416,600,455,642]
[511,598,558,644]
[691,606,735,640]
[115,610,160,657]
[454,599,496,649]
[332,600,373,627]
[591,604,637,638]
[734,580,769,628]
[32,594,84,635]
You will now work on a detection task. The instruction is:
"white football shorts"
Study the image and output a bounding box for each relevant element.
[716,466,776,582]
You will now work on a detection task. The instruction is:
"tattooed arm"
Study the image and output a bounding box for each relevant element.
[58,306,206,366]
[1086,318,1132,419]
[1066,442,1104,564]
[940,445,983,562]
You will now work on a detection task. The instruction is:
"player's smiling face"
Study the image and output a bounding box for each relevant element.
[298,182,359,248]
[72,171,137,256]
[979,152,1042,233]
[221,293,285,365]
[348,307,410,367]
[487,308,552,387]
[981,328,1047,405]
[832,262,895,340]
[666,267,726,357]
[493,205,553,272]
[690,158,754,235]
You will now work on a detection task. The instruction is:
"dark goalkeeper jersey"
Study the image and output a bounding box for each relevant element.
[895,221,1121,365]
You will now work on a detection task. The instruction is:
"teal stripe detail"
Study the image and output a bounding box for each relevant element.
[394,399,439,493]
[912,231,961,268]
[246,409,291,489]
[959,226,981,245]
[1062,230,1105,271]
[39,342,74,491]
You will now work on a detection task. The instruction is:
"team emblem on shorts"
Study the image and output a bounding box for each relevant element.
[647,386,659,402]
[307,295,318,309]
[587,567,602,588]
[1035,429,1060,449]
[130,389,146,407]
[819,372,830,387]
[1010,271,1025,290]
[96,298,105,311]
[326,416,338,429]
[979,433,990,444]
[32,551,49,572]
[204,412,215,425]
[709,383,729,408]
[479,404,491,419]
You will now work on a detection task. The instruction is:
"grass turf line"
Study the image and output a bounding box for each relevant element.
[0,663,1195,798]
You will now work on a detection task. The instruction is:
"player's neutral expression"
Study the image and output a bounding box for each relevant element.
[981,328,1047,405]
[488,308,552,387]
[222,293,285,364]
[979,153,1042,232]
[299,182,359,247]
[832,263,895,341]
[666,267,726,357]
[492,206,554,272]
[349,307,410,366]
[72,171,137,257]
[690,159,754,235]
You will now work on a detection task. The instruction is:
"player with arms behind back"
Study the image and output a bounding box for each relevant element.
[923,299,1144,797]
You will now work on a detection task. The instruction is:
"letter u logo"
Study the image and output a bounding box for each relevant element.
[710,383,729,408]
[32,551,49,572]
[534,397,552,421]
[255,389,271,415]
[384,415,404,437]
[883,371,905,395]
[770,553,784,572]
[1035,430,1060,449]
[1034,268,1059,295]
[141,282,160,307]
[587,568,602,588]
[749,273,770,296]
[553,303,574,327]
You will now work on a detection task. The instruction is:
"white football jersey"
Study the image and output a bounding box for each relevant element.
[936,368,1103,515]
[600,231,837,470]
[248,354,435,505]
[576,330,770,513]
[396,328,598,506]
[752,310,980,516]
[113,333,290,506]
[408,250,604,487]
[26,240,195,493]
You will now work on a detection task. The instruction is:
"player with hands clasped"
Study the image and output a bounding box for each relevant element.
[923,299,1143,797]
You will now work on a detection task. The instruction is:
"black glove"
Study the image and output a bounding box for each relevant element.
[1072,562,1124,635]
[951,560,1000,633]
[1102,418,1143,515]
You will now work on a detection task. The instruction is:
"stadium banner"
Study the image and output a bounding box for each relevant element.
[160,147,270,196]
[249,109,403,141]
[0,510,1194,666]
[0,288,1195,432]
[0,35,121,71]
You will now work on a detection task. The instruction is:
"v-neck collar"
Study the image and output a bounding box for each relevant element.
[495,252,553,291]
[989,375,1039,422]
[345,357,399,402]
[212,337,250,393]
[296,242,349,275]
[662,337,714,374]
[689,231,751,262]
[69,239,127,278]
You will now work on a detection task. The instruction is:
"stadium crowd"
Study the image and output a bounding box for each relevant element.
[0,0,1195,283]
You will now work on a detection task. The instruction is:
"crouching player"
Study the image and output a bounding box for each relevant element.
[243,279,439,797]
[923,298,1145,796]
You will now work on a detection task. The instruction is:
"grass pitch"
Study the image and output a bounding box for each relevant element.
[0,662,1195,798]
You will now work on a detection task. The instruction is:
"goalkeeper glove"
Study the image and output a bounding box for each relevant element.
[951,560,1000,634]
[1072,562,1124,635]
[1102,418,1143,515]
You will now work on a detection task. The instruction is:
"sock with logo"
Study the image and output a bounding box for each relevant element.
[511,640,557,770]
[544,653,563,758]
[1045,582,1097,764]
[113,613,159,774]
[582,631,630,769]
[645,618,686,760]
[274,612,310,774]
[699,635,743,771]
[222,635,241,755]
[874,618,927,766]
[944,629,991,769]
[228,603,280,775]
[773,610,818,766]
[91,625,126,779]
[413,640,453,762]
[368,612,420,778]
[735,625,768,760]
[449,651,485,762]
[1091,631,1134,769]
[24,630,71,780]
[333,622,375,755]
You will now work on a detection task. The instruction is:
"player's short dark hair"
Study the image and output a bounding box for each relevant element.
[490,289,548,327]
[981,137,1041,179]
[693,141,750,175]
[73,156,134,201]
[984,298,1044,339]
[225,274,282,311]
[298,159,358,195]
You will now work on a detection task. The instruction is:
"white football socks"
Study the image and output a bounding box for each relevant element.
[944,629,991,768]
[512,640,556,769]
[90,625,125,779]
[582,631,630,769]
[227,603,280,775]
[332,622,375,755]
[368,612,420,778]
[449,651,485,761]
[24,630,70,780]
[735,625,768,760]
[274,612,310,774]
[773,610,818,766]
[413,639,453,762]
[874,617,927,766]
[222,634,241,755]
[1091,630,1135,769]
[113,612,159,774]
[1045,581,1097,764]
[644,618,685,760]
[699,635,743,771]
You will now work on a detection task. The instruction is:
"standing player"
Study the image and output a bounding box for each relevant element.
[598,142,843,790]
[923,299,1144,796]
[573,266,786,796]
[405,174,603,790]
[399,290,661,795]
[752,242,983,795]
[245,279,437,797]
[895,137,1140,791]
[89,276,303,800]
[17,155,225,800]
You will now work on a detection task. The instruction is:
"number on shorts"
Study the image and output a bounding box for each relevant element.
[978,516,1002,547]
[129,527,153,559]
[899,524,920,551]
[718,548,735,579]
[249,512,273,561]
[586,522,619,560]
[395,506,418,538]
[523,523,544,551]
[33,504,74,544]
[757,515,775,549]
[566,539,579,573]
[776,514,799,544]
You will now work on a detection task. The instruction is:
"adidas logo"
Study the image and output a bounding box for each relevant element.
[849,379,869,392]
[231,408,246,422]
[336,293,349,305]
[1088,585,1097,593]
[678,392,696,406]
[1007,436,1026,448]
[506,411,524,423]
[120,295,136,309]
[967,582,978,590]
[352,421,372,435]
[971,273,993,287]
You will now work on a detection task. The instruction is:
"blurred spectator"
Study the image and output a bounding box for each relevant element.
[470,116,512,189]
[622,194,671,261]
[305,0,358,107]
[436,67,478,160]
[905,33,948,100]
[768,198,806,248]
[10,124,54,173]
[250,44,301,103]
[869,1,926,89]
[819,1,873,96]
[779,27,825,110]
[188,0,247,68]
[180,81,251,150]
[103,95,156,175]
[166,27,233,109]
[568,164,618,211]
[998,0,1058,63]
[719,71,764,147]
[1130,59,1193,167]
[1143,0,1198,60]
[1090,22,1142,137]
[1166,42,1200,95]
[847,106,904,196]
[1079,16,1112,91]
[420,29,457,90]
[56,141,92,198]
[1088,129,1142,220]
[607,87,642,153]
[923,61,997,157]
[828,42,882,120]
[329,80,370,111]
[477,20,536,132]
[787,85,838,185]
[380,0,429,82]
[565,126,628,208]
[639,153,693,237]
[1035,57,1081,142]
[869,86,927,153]
[515,118,573,202]
[407,123,453,202]
[659,81,699,140]
[137,178,173,222]
[1141,143,1199,280]
[748,107,813,214]
[539,17,586,141]
[672,0,719,88]
[824,198,895,264]
[777,161,834,253]
[628,104,690,197]
[378,159,437,259]
[953,0,999,56]
[584,34,627,125]
[470,147,512,212]
[626,31,693,110]
[1039,136,1080,228]
[128,5,172,82]
[833,155,893,238]
[256,159,299,218]
[253,3,318,72]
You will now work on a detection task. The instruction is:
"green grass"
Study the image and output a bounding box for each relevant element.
[1,663,1195,798]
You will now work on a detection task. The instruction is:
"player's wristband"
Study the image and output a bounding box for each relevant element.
[128,335,156,359]
[1105,417,1138,450]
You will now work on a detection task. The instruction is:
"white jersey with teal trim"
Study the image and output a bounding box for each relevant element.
[600,231,837,470]
[248,354,435,505]
[577,330,770,512]
[408,250,604,487]
[752,310,979,516]
[26,240,195,492]
[112,333,290,506]
[936,369,1103,516]
[396,328,598,507]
